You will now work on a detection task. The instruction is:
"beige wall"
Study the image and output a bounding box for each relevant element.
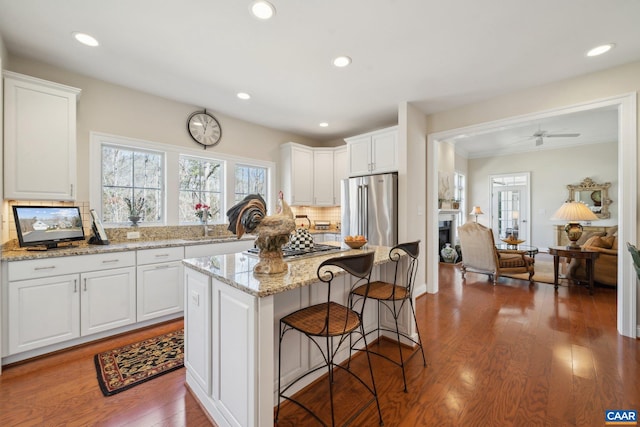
[399,102,427,291]
[427,60,640,135]
[5,54,321,203]
[467,141,618,248]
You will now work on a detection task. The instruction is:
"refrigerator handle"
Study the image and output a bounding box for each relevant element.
[362,184,368,238]
[357,185,363,235]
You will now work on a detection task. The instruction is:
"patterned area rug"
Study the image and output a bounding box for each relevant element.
[94,329,184,396]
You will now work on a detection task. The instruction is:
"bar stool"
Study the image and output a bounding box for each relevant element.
[275,251,384,426]
[350,241,426,392]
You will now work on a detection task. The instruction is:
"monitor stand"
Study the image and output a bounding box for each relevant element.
[26,242,72,251]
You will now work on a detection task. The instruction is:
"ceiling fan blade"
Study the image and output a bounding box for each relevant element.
[545,133,581,138]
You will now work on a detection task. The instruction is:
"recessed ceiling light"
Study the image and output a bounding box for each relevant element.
[72,32,99,47]
[237,92,251,100]
[587,43,615,57]
[333,56,352,68]
[250,1,276,20]
[319,122,329,128]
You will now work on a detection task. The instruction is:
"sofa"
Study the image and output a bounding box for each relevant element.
[566,228,618,287]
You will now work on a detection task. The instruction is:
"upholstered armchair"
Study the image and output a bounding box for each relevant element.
[457,222,535,285]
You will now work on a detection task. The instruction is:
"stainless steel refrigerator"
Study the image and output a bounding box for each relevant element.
[341,172,398,247]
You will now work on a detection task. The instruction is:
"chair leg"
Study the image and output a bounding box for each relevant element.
[391,302,408,393]
[275,322,285,423]
[360,322,384,426]
[326,335,336,427]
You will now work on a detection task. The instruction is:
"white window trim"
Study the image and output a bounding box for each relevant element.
[90,131,275,227]
[178,154,225,225]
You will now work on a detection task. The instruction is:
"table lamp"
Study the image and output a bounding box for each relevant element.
[469,206,484,223]
[551,201,598,247]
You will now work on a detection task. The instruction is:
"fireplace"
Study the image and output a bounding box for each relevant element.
[439,220,452,255]
[438,210,461,263]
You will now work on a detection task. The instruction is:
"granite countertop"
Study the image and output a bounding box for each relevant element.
[1,235,255,262]
[182,243,394,298]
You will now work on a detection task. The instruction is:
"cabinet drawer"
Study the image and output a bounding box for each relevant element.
[8,251,136,281]
[137,246,185,265]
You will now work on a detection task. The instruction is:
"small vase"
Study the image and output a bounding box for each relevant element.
[129,215,140,227]
[441,243,457,263]
[201,217,208,236]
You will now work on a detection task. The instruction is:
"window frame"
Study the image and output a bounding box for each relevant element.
[178,154,225,224]
[234,163,269,204]
[90,132,275,227]
[100,143,165,226]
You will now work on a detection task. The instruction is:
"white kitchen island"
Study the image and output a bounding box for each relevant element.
[182,244,404,427]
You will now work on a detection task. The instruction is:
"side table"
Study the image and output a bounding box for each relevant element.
[548,246,600,294]
[495,244,539,259]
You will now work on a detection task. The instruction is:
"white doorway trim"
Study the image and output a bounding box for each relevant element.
[426,92,637,338]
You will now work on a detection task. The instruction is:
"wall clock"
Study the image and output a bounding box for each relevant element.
[187,110,222,149]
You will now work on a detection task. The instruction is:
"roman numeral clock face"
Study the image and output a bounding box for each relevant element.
[187,111,222,148]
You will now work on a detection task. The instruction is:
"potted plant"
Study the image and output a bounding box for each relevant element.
[124,196,145,226]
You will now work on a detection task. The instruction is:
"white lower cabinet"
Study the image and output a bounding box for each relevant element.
[80,267,136,336]
[5,251,136,357]
[137,247,185,322]
[8,274,80,354]
[184,268,211,394]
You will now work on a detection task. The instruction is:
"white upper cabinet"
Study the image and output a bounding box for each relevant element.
[280,143,314,206]
[333,146,348,205]
[281,143,347,206]
[3,71,81,200]
[345,126,397,177]
[313,150,334,206]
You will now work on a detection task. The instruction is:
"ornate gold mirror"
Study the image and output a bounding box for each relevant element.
[567,177,611,219]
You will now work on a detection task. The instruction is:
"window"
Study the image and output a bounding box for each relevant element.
[90,132,274,227]
[234,164,267,203]
[179,156,223,223]
[491,173,530,241]
[101,145,163,224]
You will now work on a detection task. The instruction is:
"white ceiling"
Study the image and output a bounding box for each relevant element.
[451,106,620,158]
[1,0,639,143]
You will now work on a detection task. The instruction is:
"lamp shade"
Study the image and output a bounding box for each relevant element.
[551,201,598,247]
[551,201,599,221]
[469,206,484,216]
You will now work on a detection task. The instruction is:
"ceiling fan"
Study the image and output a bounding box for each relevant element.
[532,129,580,146]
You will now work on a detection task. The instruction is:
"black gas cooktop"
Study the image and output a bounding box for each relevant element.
[245,243,345,259]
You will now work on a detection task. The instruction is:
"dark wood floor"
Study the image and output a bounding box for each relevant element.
[1,254,638,426]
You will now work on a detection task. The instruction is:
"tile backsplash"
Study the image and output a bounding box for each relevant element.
[290,206,341,229]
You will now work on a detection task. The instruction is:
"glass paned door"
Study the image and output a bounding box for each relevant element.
[491,173,530,242]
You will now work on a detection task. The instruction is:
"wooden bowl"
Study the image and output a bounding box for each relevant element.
[501,237,525,245]
[345,239,367,249]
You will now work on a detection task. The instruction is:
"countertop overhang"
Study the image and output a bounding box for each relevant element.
[183,243,396,298]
